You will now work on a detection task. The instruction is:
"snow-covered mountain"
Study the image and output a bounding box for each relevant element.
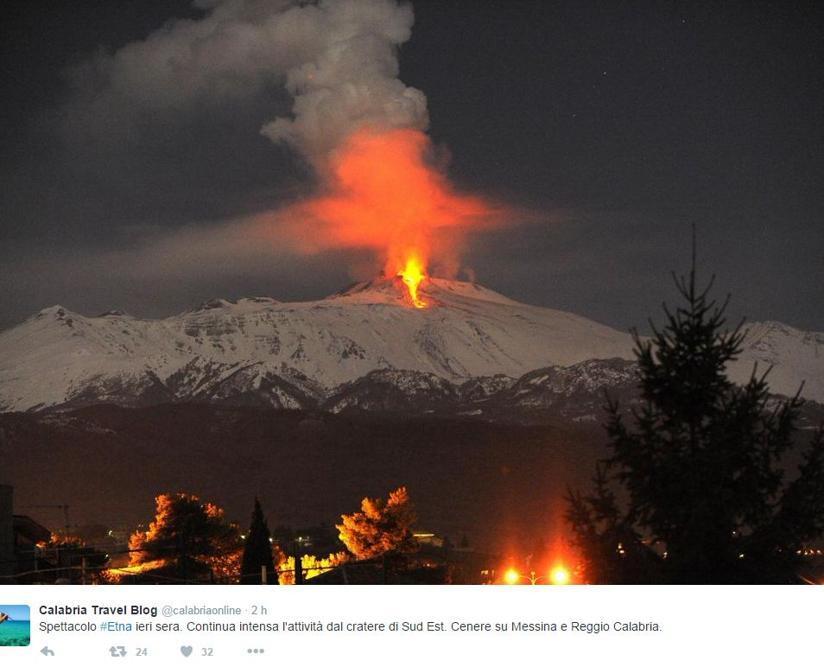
[322,360,641,423]
[726,320,824,401]
[0,277,821,413]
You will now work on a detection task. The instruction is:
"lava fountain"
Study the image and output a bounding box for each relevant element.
[398,255,427,308]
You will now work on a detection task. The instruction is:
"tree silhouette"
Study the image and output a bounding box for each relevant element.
[240,498,277,584]
[337,487,417,560]
[567,260,824,583]
[129,493,241,581]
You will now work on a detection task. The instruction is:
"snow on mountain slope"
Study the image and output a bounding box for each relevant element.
[0,278,634,412]
[0,277,821,412]
[732,321,824,403]
[323,369,461,414]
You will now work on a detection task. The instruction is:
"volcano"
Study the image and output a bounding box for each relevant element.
[0,277,822,415]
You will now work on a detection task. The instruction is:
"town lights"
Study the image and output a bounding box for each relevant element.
[502,564,572,585]
[550,565,571,585]
[503,568,521,585]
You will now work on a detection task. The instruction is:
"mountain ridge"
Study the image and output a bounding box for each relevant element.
[1,277,822,412]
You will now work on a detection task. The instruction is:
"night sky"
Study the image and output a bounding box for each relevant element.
[1,0,822,332]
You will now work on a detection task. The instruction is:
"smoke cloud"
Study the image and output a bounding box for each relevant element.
[66,0,428,163]
[259,2,429,163]
[57,0,502,287]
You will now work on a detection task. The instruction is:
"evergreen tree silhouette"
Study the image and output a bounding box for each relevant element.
[567,243,824,583]
[241,498,277,584]
[129,492,241,582]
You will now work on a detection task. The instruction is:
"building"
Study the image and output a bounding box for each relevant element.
[0,485,53,583]
[13,515,51,577]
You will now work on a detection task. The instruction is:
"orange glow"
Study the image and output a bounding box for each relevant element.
[550,564,571,585]
[503,567,521,585]
[278,552,349,585]
[277,128,502,300]
[398,256,427,308]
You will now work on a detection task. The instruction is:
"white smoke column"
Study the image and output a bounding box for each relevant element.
[260,0,429,164]
[65,0,427,165]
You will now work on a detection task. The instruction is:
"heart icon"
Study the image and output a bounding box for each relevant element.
[181,646,193,657]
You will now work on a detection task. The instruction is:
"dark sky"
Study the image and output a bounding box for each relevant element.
[1,0,822,332]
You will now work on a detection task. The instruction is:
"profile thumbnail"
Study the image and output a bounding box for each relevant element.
[0,606,30,647]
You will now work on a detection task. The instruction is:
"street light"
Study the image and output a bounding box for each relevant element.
[503,568,521,585]
[549,565,570,585]
[503,565,572,585]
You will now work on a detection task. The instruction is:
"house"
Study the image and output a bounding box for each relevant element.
[0,484,53,583]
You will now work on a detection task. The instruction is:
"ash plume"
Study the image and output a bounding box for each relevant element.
[51,0,504,297]
[65,0,428,165]
[259,1,429,164]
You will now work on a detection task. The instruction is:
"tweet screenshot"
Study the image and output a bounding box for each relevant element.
[1,1,822,665]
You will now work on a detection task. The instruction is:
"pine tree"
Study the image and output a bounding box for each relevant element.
[240,498,277,584]
[337,487,417,560]
[129,492,241,581]
[567,256,824,583]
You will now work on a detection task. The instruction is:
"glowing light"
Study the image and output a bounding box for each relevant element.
[550,565,571,585]
[276,128,502,285]
[503,568,521,585]
[398,256,427,308]
[278,552,349,585]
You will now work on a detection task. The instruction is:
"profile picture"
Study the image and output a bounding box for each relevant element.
[0,606,30,647]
